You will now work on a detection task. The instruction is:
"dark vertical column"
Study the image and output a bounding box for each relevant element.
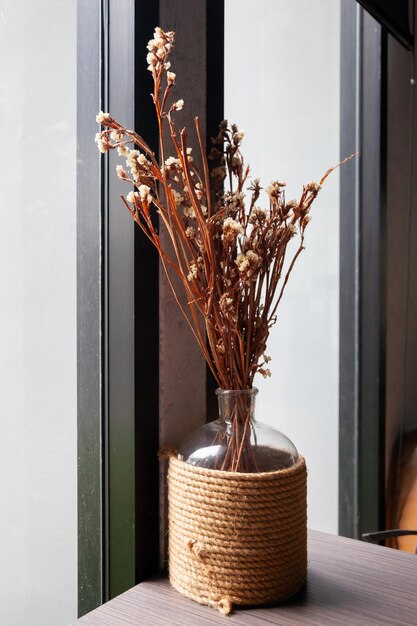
[339,4,386,538]
[134,1,160,584]
[385,1,417,525]
[77,0,103,615]
[358,11,386,536]
[206,0,225,422]
[106,0,136,600]
[104,0,161,599]
[339,1,361,539]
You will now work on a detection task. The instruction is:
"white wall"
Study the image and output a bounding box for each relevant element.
[225,0,341,533]
[0,1,77,624]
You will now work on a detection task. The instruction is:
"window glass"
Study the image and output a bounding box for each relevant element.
[225,0,341,532]
[0,1,77,624]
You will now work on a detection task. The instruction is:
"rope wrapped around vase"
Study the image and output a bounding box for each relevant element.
[165,452,307,615]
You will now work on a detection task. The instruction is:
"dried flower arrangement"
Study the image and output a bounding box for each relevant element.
[96,27,351,472]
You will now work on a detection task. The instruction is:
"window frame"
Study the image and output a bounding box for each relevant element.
[78,1,389,616]
[77,0,104,614]
[77,0,224,615]
[339,2,386,538]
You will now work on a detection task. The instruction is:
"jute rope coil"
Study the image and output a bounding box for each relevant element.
[166,453,307,615]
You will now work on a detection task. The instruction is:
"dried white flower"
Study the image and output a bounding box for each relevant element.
[146,51,157,66]
[224,191,244,215]
[125,150,148,179]
[232,130,245,143]
[183,206,195,220]
[305,181,321,192]
[96,140,108,153]
[222,217,244,242]
[126,191,139,204]
[126,150,140,167]
[110,130,123,142]
[235,250,260,281]
[195,182,204,200]
[175,99,184,111]
[95,132,110,153]
[138,184,151,201]
[246,250,259,262]
[171,189,184,205]
[187,263,198,281]
[235,253,250,274]
[249,207,267,224]
[96,111,110,124]
[165,156,180,168]
[266,181,286,196]
[167,71,176,85]
[116,164,128,179]
[185,226,196,238]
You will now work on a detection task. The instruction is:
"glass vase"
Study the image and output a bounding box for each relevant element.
[178,387,298,473]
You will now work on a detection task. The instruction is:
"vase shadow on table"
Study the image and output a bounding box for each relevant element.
[225,582,308,613]
[234,569,367,614]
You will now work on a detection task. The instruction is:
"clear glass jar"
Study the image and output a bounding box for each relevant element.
[178,388,298,472]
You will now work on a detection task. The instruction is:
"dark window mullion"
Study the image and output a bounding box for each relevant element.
[106,0,136,600]
[206,0,225,422]
[134,0,160,584]
[77,0,104,615]
[339,4,386,539]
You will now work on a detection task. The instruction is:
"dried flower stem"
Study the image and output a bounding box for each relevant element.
[95,27,355,471]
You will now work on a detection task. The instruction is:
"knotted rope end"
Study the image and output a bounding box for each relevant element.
[186,538,208,560]
[158,446,177,461]
[214,596,233,616]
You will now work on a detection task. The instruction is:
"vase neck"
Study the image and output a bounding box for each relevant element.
[216,388,258,425]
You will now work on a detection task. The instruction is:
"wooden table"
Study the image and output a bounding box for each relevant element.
[72,530,417,625]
